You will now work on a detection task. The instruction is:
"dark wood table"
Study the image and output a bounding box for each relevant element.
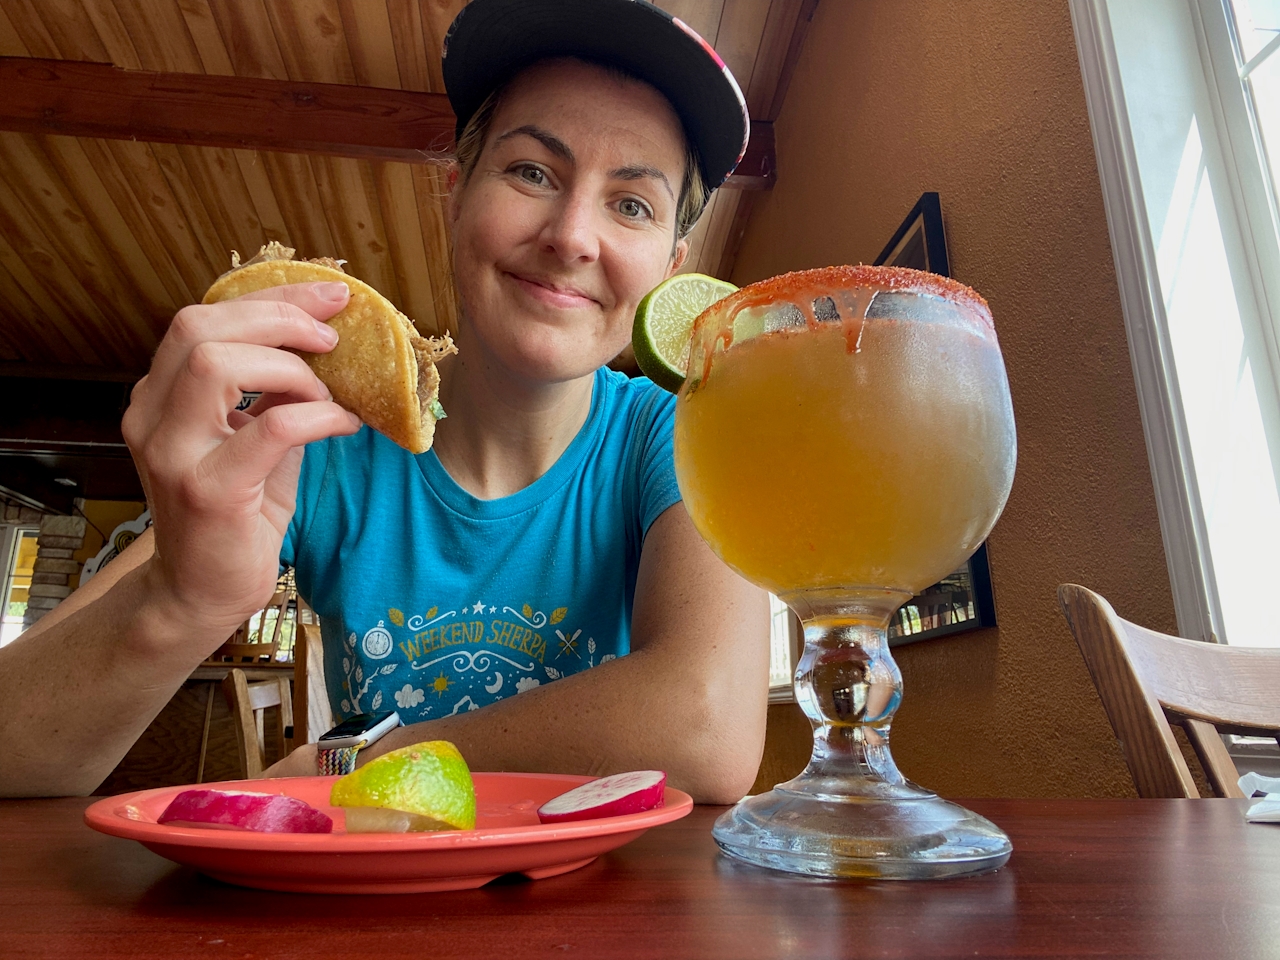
[2,797,1277,959]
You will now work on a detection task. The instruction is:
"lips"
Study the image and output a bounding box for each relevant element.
[507,271,600,309]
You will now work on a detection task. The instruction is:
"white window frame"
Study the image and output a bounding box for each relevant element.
[767,593,801,703]
[0,524,39,646]
[1072,0,1280,774]
[1070,0,1280,645]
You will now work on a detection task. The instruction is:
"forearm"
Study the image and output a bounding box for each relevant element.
[3,283,362,797]
[0,560,227,797]
[363,637,766,804]
[18,527,155,645]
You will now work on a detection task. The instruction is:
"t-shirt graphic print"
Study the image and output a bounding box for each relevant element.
[338,597,614,721]
[281,368,680,722]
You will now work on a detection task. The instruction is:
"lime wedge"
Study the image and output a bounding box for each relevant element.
[633,273,737,393]
[330,740,475,831]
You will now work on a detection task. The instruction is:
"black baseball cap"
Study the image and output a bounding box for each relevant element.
[441,0,750,191]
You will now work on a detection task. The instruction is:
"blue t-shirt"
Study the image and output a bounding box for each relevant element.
[280,367,680,724]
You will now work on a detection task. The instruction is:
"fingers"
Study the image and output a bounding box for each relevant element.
[260,445,307,534]
[174,342,334,433]
[231,280,350,315]
[146,289,342,405]
[137,344,336,488]
[242,388,355,420]
[197,400,361,508]
[226,408,254,431]
[168,283,345,355]
[115,281,362,649]
[133,282,350,439]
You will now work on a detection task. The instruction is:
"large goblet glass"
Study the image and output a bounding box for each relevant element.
[673,265,1017,879]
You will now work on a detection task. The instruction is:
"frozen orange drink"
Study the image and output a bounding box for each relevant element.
[675,266,1017,880]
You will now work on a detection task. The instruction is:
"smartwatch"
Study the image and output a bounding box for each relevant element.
[315,710,402,776]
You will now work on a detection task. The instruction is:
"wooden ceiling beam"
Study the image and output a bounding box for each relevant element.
[0,56,455,164]
[0,56,774,189]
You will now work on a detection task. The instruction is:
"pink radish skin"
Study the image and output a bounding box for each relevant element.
[537,771,667,824]
[158,789,333,834]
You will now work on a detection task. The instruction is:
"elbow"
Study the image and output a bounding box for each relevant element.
[685,753,761,805]
[668,681,768,805]
[1,769,103,800]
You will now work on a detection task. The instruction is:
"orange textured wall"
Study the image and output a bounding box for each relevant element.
[737,0,1177,797]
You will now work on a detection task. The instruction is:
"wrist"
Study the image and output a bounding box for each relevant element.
[126,560,240,663]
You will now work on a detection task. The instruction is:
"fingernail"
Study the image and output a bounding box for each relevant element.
[314,281,349,302]
[313,319,339,344]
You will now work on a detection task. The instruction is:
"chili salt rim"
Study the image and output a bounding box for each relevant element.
[693,264,994,339]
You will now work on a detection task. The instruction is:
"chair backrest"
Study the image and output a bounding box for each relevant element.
[207,583,296,664]
[1058,583,1280,798]
[291,617,334,746]
[221,668,293,779]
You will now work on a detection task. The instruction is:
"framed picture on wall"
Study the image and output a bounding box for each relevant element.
[875,192,1000,646]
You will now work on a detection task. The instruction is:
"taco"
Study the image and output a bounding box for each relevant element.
[203,242,457,454]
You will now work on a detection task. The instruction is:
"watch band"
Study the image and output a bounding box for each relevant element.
[317,740,367,776]
[315,710,402,776]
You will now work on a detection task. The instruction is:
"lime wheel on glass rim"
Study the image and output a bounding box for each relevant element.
[632,273,737,393]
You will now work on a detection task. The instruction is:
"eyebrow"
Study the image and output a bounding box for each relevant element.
[610,164,674,200]
[492,125,675,200]
[493,125,574,163]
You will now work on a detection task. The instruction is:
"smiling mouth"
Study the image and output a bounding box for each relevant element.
[507,272,599,309]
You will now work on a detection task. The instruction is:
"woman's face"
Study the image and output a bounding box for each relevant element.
[448,58,690,384]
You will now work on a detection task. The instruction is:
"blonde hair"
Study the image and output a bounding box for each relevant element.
[453,62,709,241]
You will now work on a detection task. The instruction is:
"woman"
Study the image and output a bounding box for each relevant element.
[0,0,768,802]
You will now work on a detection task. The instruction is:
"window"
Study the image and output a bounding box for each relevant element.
[1,527,38,647]
[768,593,799,702]
[1073,0,1280,648]
[1236,1,1280,194]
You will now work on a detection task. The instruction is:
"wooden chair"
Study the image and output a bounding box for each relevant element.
[291,616,334,747]
[221,668,293,779]
[1058,583,1280,798]
[205,580,296,665]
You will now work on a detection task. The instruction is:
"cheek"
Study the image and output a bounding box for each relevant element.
[455,193,526,268]
[451,204,527,325]
[605,240,678,315]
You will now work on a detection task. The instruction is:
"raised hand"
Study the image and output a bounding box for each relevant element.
[123,281,362,647]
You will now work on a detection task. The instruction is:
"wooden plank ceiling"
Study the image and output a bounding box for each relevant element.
[0,0,815,375]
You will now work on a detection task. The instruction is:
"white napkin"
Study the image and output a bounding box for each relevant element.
[1237,772,1280,822]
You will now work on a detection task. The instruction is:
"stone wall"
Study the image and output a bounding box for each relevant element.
[2,504,42,525]
[24,514,87,628]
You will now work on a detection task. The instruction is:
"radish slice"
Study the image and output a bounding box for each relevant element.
[158,789,333,834]
[537,771,667,824]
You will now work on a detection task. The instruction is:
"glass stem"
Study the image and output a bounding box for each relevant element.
[790,606,910,793]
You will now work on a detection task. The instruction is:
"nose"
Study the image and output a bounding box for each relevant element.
[538,188,601,265]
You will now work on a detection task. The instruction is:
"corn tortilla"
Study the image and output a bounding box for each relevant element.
[202,246,455,454]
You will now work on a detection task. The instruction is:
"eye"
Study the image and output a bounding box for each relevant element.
[618,197,652,220]
[515,164,547,185]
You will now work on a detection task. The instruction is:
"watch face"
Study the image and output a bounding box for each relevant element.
[319,710,397,742]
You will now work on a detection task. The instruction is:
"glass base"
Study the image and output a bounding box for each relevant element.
[712,782,1012,880]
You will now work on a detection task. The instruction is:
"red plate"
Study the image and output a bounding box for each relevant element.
[84,772,692,894]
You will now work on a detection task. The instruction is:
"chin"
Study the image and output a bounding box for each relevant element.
[500,326,621,383]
